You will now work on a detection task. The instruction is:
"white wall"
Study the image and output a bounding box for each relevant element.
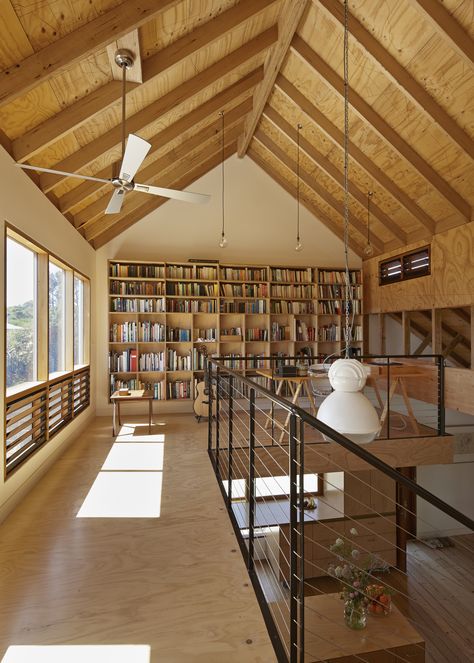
[95,155,361,414]
[0,146,97,521]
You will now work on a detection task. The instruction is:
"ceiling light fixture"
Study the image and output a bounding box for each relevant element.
[295,123,303,252]
[218,110,228,249]
[364,190,374,257]
[316,0,380,444]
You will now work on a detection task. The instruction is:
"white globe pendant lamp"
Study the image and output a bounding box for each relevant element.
[316,0,380,444]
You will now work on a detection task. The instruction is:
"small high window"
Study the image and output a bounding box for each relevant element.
[379,246,430,286]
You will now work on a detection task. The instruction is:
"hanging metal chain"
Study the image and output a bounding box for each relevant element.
[297,123,302,243]
[220,110,225,240]
[343,0,351,358]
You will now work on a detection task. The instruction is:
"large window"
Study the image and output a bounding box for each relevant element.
[6,237,37,389]
[49,260,67,375]
[5,227,91,476]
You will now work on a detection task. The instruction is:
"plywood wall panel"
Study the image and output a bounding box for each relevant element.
[0,1,33,70]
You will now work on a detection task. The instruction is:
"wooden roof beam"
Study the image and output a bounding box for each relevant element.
[248,144,364,256]
[237,0,308,157]
[91,142,237,248]
[291,35,472,223]
[13,0,277,162]
[264,105,406,243]
[58,68,262,214]
[39,25,278,193]
[0,0,182,108]
[406,0,474,68]
[316,0,474,160]
[276,74,436,236]
[254,128,384,252]
[76,105,249,230]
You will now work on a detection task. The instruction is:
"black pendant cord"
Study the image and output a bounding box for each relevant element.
[220,110,225,242]
[121,63,127,164]
[296,123,302,244]
[367,191,373,246]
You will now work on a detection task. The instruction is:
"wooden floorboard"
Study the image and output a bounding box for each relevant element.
[0,415,277,663]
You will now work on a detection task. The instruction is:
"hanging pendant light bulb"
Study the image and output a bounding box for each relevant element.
[295,123,303,252]
[218,110,227,248]
[316,0,380,444]
[363,190,374,257]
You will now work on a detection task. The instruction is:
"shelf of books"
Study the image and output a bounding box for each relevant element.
[108,261,363,408]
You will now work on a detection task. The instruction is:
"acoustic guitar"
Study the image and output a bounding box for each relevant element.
[193,344,216,422]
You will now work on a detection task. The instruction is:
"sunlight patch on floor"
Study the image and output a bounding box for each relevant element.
[1,645,151,662]
[77,472,162,518]
[102,443,164,471]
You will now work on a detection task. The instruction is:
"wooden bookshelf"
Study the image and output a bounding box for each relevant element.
[108,261,363,407]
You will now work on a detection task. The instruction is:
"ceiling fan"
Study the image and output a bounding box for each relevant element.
[16,49,211,213]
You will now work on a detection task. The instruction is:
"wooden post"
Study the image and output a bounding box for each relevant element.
[402,311,411,354]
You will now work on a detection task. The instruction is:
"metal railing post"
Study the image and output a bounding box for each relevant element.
[227,374,234,508]
[298,418,305,663]
[387,357,391,439]
[438,355,445,436]
[289,412,298,663]
[248,387,255,572]
[215,366,220,478]
[207,359,213,453]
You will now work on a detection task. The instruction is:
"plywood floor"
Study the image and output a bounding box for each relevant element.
[0,415,277,663]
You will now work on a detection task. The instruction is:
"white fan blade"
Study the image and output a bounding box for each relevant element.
[105,189,126,214]
[119,134,151,182]
[16,163,111,184]
[134,183,210,204]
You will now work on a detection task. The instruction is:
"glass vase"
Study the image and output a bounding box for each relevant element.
[344,599,367,630]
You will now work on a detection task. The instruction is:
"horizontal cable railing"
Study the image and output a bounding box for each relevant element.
[5,367,90,476]
[207,357,473,663]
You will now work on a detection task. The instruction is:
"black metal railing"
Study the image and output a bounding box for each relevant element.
[206,356,473,663]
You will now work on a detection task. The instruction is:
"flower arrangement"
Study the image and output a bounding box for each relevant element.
[327,527,391,629]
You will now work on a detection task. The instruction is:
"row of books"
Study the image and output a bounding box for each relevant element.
[270,284,314,299]
[349,325,363,341]
[220,301,266,314]
[271,322,291,341]
[167,349,192,371]
[166,265,194,279]
[318,270,360,284]
[111,298,165,313]
[295,321,316,342]
[270,268,311,283]
[220,267,267,282]
[246,328,268,341]
[110,376,139,394]
[318,324,340,342]
[109,263,165,278]
[139,322,165,342]
[139,352,165,372]
[110,322,137,343]
[167,299,217,313]
[109,349,137,372]
[270,301,315,314]
[318,300,361,314]
[166,282,218,296]
[318,284,362,299]
[167,328,191,342]
[110,280,165,296]
[196,266,218,280]
[168,380,192,399]
[194,328,218,341]
[140,380,166,400]
[221,327,242,337]
[219,284,268,298]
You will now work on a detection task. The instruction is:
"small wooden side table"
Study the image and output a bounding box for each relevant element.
[110,389,153,436]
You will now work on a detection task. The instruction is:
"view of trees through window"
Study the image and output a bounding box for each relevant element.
[74,276,85,366]
[6,238,37,388]
[49,261,66,374]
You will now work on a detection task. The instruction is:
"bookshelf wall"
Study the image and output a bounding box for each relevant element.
[108,260,363,406]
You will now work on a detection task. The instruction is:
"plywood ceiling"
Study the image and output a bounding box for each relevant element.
[0,0,472,253]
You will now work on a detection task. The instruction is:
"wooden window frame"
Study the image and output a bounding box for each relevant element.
[379,246,430,286]
[4,224,91,479]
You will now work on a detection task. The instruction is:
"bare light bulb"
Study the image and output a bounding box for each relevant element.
[295,240,303,252]
[219,234,228,249]
[363,243,374,257]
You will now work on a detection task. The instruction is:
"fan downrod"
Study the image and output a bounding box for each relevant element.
[114,49,134,70]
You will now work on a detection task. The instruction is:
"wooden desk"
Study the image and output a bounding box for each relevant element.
[272,592,425,662]
[256,369,317,441]
[110,389,153,436]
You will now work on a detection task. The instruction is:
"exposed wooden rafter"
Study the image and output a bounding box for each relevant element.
[237,0,308,157]
[291,35,472,223]
[38,26,278,193]
[263,105,406,243]
[0,0,182,107]
[12,0,277,163]
[249,144,364,256]
[254,128,384,252]
[92,142,237,249]
[406,0,474,68]
[316,0,474,160]
[276,74,437,236]
[57,68,263,215]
